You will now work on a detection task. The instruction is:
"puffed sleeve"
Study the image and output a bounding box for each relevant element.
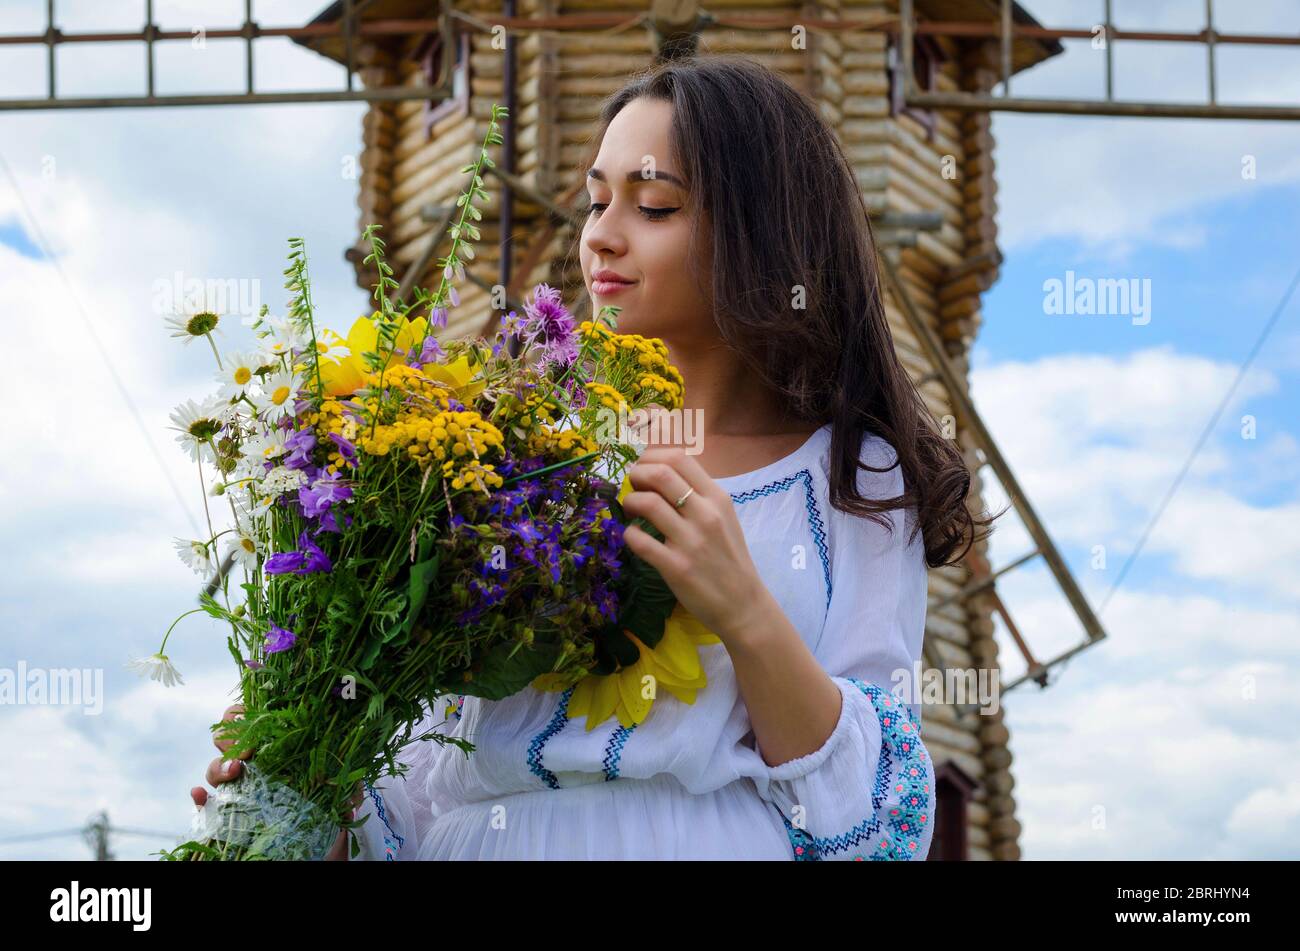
[351,695,459,861]
[751,433,934,861]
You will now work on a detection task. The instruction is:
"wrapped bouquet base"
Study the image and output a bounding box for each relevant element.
[183,761,340,861]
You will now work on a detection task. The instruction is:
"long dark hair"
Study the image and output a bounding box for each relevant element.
[575,54,998,568]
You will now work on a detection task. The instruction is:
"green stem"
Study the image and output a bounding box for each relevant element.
[160,607,208,654]
[205,333,224,370]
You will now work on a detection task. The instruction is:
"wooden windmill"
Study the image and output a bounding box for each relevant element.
[14,0,1292,861]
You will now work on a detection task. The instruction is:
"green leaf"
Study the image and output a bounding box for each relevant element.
[404,537,439,635]
[359,635,383,672]
[616,546,676,650]
[459,636,562,701]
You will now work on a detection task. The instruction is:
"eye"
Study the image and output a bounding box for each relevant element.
[640,206,680,220]
[587,202,680,221]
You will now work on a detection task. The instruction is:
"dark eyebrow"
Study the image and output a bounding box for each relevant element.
[587,167,686,189]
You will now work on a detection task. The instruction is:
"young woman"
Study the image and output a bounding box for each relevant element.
[191,55,991,861]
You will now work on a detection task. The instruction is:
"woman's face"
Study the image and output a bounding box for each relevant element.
[580,97,713,343]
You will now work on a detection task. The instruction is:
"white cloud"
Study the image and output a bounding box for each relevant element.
[968,340,1300,858]
[0,666,239,860]
[996,0,1300,251]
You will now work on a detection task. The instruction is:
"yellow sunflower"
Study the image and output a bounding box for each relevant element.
[533,603,722,731]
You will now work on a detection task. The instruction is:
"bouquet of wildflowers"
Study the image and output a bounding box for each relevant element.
[140,104,716,861]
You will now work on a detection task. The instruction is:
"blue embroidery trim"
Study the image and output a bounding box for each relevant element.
[364,781,405,861]
[729,468,832,610]
[602,724,636,780]
[774,680,931,861]
[781,814,820,861]
[526,686,575,789]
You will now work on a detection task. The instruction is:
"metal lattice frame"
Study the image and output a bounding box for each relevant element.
[6,1,1298,116]
[899,0,1300,120]
[0,0,451,110]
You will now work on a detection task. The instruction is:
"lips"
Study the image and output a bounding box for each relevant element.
[592,269,636,297]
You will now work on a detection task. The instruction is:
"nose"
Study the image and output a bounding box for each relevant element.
[582,201,628,260]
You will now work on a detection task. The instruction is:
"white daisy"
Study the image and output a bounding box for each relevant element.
[169,396,228,464]
[252,368,304,423]
[173,537,214,575]
[257,315,309,358]
[126,652,185,687]
[310,329,350,362]
[225,531,262,572]
[215,351,263,400]
[164,310,222,346]
[240,430,289,467]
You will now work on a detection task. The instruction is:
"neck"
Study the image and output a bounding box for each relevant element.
[662,336,792,438]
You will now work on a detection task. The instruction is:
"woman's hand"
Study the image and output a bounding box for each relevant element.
[189,703,253,806]
[620,445,772,647]
[189,702,363,861]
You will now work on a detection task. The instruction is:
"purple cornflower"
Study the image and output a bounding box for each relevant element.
[519,283,578,368]
[264,623,297,654]
[264,530,332,575]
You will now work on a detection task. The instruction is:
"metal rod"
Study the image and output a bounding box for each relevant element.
[0,89,455,110]
[501,0,520,358]
[3,17,1300,48]
[907,90,1300,120]
[1103,0,1113,101]
[244,0,253,96]
[1000,0,1011,96]
[1001,635,1099,694]
[0,19,452,46]
[927,548,1042,613]
[1206,0,1217,105]
[45,0,54,98]
[901,0,914,103]
[145,0,154,97]
[343,0,355,93]
[990,589,1043,687]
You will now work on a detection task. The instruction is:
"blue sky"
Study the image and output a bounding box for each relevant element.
[1,0,1298,860]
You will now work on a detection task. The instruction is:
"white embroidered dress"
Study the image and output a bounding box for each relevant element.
[352,423,934,861]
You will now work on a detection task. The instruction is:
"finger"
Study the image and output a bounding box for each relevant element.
[628,459,693,503]
[191,786,208,808]
[622,489,690,542]
[626,463,693,534]
[623,522,688,578]
[206,755,243,787]
[653,447,722,500]
[213,705,251,757]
